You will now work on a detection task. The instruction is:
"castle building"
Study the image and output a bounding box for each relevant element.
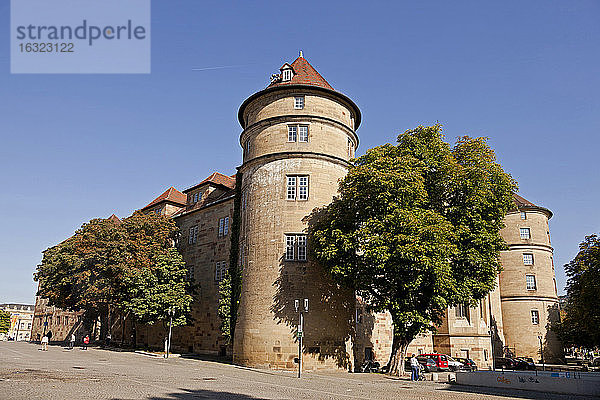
[32,53,561,369]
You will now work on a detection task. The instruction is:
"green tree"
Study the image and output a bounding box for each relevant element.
[0,310,10,334]
[34,212,192,340]
[553,235,600,348]
[34,217,126,337]
[308,125,516,375]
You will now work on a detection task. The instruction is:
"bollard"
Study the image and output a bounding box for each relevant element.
[431,372,439,381]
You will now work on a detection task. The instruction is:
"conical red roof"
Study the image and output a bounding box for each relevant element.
[268,56,334,90]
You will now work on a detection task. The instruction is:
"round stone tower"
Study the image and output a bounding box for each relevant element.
[499,194,562,362]
[234,54,361,369]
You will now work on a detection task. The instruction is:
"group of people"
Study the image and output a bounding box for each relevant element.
[40,333,89,351]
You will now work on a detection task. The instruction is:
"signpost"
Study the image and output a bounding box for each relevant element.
[294,298,309,378]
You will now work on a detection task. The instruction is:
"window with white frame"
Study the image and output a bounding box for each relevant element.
[246,140,251,156]
[297,235,307,261]
[287,175,309,200]
[285,234,307,261]
[531,309,539,324]
[218,217,229,237]
[287,124,308,142]
[520,227,531,239]
[215,261,227,282]
[298,125,308,142]
[347,138,354,158]
[526,274,537,290]
[298,176,308,200]
[523,253,534,265]
[287,176,296,200]
[282,68,293,81]
[294,96,304,109]
[188,226,198,244]
[288,125,297,142]
[520,211,527,220]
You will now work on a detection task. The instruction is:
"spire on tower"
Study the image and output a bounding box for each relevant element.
[299,50,303,58]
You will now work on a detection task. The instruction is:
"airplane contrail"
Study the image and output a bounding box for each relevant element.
[191,64,257,71]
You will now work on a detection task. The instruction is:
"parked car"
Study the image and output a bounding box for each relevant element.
[446,356,464,371]
[456,357,477,371]
[515,357,536,370]
[420,353,449,371]
[495,357,517,369]
[404,356,438,372]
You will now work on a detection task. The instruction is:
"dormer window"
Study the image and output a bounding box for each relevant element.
[282,68,293,82]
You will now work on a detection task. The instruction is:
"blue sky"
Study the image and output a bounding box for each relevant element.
[1,1,599,304]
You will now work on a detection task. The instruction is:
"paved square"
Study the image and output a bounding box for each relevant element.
[0,342,588,399]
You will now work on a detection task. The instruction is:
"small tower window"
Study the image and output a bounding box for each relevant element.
[282,68,293,82]
[288,126,297,142]
[531,310,539,325]
[523,253,534,265]
[294,96,304,109]
[520,227,531,239]
[526,274,537,290]
[520,211,527,220]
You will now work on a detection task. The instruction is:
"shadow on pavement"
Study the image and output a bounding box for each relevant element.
[134,388,261,400]
[442,384,596,400]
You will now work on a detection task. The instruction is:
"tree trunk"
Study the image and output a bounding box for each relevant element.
[386,335,410,376]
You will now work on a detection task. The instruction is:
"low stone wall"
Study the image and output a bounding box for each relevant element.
[455,370,600,396]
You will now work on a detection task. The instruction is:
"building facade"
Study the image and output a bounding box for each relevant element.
[0,303,34,341]
[33,54,561,369]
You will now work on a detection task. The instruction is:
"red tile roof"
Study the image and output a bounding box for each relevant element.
[184,172,236,193]
[513,193,537,208]
[512,193,553,218]
[267,56,334,90]
[106,214,122,224]
[143,187,187,210]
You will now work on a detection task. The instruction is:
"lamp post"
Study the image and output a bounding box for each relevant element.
[166,307,174,359]
[488,293,495,371]
[538,334,545,371]
[295,298,309,378]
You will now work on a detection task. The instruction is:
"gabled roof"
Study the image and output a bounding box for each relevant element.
[512,193,552,218]
[106,214,122,224]
[183,172,236,193]
[142,187,187,210]
[268,55,334,90]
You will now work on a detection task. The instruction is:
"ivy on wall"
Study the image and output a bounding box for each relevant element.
[219,172,243,344]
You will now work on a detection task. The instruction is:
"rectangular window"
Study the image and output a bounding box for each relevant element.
[187,265,195,281]
[348,138,354,158]
[193,192,199,203]
[455,304,470,322]
[298,176,309,200]
[526,274,537,290]
[283,69,292,81]
[218,218,224,237]
[294,96,304,109]
[520,228,531,239]
[521,211,527,220]
[215,261,227,282]
[297,235,307,261]
[223,217,229,236]
[523,253,534,265]
[298,125,308,142]
[531,309,539,325]
[287,176,297,200]
[285,235,295,261]
[288,125,297,142]
[188,226,198,244]
[287,175,308,201]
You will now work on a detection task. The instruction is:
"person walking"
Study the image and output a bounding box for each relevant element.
[82,334,89,350]
[410,354,420,381]
[69,333,75,350]
[41,334,49,351]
